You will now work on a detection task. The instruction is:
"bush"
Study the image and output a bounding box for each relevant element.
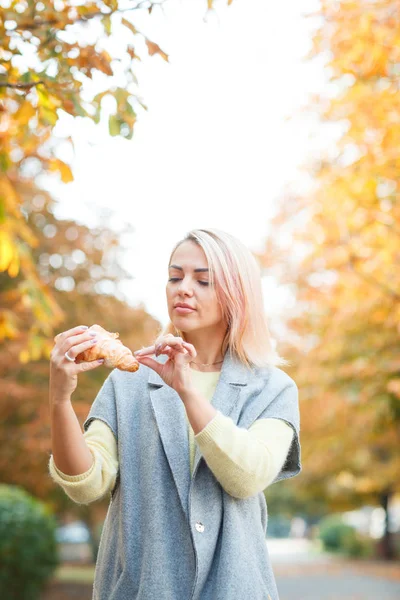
[0,484,60,600]
[318,514,353,551]
[266,515,292,538]
[317,514,374,558]
[341,529,375,558]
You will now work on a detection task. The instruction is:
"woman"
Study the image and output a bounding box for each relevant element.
[49,228,301,600]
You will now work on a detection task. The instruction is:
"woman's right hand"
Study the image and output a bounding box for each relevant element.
[49,325,104,402]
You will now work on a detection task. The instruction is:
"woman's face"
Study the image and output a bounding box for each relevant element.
[166,241,226,335]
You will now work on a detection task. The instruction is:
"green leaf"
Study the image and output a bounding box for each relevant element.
[39,106,58,126]
[102,15,112,35]
[93,91,109,124]
[93,91,109,105]
[72,96,89,118]
[109,114,120,136]
[0,154,11,173]
[0,196,5,224]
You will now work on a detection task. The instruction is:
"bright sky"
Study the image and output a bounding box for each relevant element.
[45,0,327,331]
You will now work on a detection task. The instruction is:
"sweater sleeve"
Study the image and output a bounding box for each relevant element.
[48,419,118,505]
[194,412,294,499]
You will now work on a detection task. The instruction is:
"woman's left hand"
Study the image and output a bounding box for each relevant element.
[134,335,196,395]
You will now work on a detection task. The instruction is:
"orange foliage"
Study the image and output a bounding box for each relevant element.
[259,0,400,513]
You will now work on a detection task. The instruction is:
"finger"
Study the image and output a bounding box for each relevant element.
[162,337,183,347]
[135,342,180,357]
[158,346,187,359]
[135,355,164,375]
[154,335,182,348]
[63,337,99,360]
[62,330,98,353]
[155,338,185,356]
[54,325,89,344]
[182,341,196,359]
[77,359,105,372]
[161,334,181,342]
[156,344,172,356]
[155,344,181,357]
[134,345,156,357]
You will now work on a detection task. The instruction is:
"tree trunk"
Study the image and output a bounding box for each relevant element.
[379,488,396,560]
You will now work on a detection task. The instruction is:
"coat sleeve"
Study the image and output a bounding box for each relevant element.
[82,370,119,439]
[256,381,301,484]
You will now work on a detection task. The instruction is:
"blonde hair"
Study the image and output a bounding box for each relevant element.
[159,228,289,371]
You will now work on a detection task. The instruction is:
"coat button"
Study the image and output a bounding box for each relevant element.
[195,521,205,533]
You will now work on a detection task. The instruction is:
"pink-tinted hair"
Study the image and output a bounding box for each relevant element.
[159,228,289,371]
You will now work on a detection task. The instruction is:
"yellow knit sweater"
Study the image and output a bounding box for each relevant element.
[49,368,294,504]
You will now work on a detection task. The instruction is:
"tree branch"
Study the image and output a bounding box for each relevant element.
[347,253,400,301]
[0,80,44,89]
[15,2,154,31]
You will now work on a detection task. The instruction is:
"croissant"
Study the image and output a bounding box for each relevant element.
[75,324,139,372]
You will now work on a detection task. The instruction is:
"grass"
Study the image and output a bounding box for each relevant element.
[53,565,95,584]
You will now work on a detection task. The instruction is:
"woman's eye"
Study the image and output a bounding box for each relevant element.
[168,278,209,286]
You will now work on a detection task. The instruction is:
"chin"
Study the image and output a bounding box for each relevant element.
[172,318,196,331]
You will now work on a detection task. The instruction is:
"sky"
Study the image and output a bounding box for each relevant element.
[44,0,328,331]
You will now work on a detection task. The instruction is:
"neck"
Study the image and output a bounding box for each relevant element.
[190,361,223,373]
[182,326,226,369]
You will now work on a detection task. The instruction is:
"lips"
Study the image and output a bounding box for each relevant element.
[174,303,195,310]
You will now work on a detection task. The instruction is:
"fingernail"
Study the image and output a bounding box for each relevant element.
[134,350,142,355]
[97,359,104,363]
[80,326,88,330]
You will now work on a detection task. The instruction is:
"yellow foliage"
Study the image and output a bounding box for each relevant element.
[48,159,74,183]
[258,0,400,506]
[15,102,36,125]
[0,0,220,367]
[18,350,30,364]
[0,313,19,341]
[0,230,15,273]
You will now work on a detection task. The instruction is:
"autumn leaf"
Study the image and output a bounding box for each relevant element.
[145,39,169,62]
[109,114,120,136]
[121,17,138,36]
[47,159,74,183]
[0,230,14,272]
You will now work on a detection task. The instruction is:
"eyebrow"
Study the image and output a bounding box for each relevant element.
[168,264,209,273]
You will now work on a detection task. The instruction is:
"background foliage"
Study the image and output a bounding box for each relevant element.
[263,0,400,559]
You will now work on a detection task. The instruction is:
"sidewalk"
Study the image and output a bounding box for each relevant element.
[267,537,400,600]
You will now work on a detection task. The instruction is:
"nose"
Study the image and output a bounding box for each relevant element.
[177,276,194,296]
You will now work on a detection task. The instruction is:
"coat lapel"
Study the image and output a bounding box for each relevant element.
[148,362,191,521]
[148,351,253,519]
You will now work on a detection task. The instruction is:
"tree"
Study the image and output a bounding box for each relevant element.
[258,0,400,559]
[0,0,231,540]
[0,0,170,360]
[0,183,160,505]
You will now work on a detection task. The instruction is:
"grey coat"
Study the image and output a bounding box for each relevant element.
[83,350,301,600]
